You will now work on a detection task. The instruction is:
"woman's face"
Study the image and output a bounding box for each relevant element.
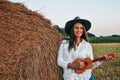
[73,22,83,38]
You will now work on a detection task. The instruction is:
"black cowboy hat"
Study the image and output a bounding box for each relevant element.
[65,16,91,35]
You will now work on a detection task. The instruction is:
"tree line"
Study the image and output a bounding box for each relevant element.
[53,25,120,43]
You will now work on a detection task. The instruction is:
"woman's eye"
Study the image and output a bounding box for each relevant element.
[80,27,83,29]
[74,26,83,29]
[74,26,79,29]
[75,27,79,29]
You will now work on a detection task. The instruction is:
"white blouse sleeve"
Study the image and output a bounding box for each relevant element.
[87,43,94,60]
[57,40,69,69]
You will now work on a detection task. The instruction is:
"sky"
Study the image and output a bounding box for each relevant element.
[9,0,120,36]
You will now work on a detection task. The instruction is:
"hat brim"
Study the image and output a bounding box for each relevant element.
[65,19,91,34]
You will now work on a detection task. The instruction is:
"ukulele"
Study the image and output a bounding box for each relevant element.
[73,53,115,74]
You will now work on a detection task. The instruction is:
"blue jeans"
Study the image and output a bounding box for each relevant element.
[89,75,94,80]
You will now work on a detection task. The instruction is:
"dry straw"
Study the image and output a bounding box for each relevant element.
[0,0,63,80]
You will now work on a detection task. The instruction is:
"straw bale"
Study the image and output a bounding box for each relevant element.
[0,0,63,80]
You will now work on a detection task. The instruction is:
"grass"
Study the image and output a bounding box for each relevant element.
[92,43,120,80]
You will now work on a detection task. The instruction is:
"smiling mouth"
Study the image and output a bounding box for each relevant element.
[76,32,81,34]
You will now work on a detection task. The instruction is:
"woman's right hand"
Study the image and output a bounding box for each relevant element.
[67,61,85,69]
[67,62,80,69]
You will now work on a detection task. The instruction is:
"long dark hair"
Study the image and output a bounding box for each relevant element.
[68,22,89,51]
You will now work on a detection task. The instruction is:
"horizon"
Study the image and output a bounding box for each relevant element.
[9,0,120,37]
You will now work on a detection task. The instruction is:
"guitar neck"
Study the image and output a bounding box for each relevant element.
[92,56,106,62]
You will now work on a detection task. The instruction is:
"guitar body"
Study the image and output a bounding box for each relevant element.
[73,53,114,74]
[73,58,93,74]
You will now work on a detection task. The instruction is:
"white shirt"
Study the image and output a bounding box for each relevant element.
[57,39,94,80]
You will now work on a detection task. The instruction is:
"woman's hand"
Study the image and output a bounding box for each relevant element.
[79,62,85,69]
[67,60,85,69]
[105,55,113,60]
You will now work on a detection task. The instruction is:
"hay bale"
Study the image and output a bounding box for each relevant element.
[0,0,63,80]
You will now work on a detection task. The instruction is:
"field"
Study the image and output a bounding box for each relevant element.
[92,43,120,80]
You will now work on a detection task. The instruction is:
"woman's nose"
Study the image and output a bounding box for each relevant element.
[78,28,81,31]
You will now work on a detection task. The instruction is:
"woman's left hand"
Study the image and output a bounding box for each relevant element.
[105,55,113,60]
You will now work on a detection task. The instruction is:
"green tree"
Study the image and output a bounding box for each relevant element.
[52,25,68,37]
[87,32,96,37]
[111,34,120,37]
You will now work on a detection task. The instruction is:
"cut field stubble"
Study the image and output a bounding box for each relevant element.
[92,43,120,80]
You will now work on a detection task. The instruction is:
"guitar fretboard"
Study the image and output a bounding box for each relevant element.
[92,56,106,62]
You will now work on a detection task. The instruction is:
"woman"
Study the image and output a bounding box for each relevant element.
[57,17,94,80]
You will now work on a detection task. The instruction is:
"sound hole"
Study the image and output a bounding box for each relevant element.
[84,62,88,65]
